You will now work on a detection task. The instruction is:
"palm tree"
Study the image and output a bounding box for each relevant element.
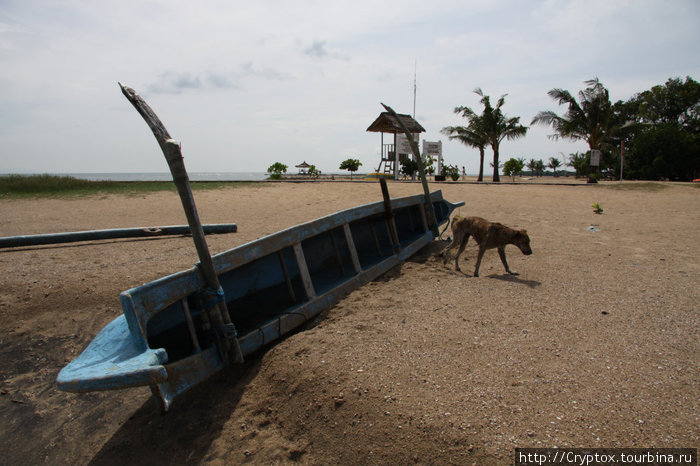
[547,157,561,176]
[441,117,488,181]
[531,78,616,152]
[567,152,588,178]
[452,89,528,182]
[527,158,537,176]
[535,159,545,177]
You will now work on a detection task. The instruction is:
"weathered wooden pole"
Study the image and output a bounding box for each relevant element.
[379,178,401,253]
[381,103,440,237]
[119,83,243,364]
[0,224,237,249]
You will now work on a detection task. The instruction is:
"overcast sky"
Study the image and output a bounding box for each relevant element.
[1,0,699,175]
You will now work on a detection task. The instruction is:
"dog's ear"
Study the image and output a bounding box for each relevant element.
[515,230,529,241]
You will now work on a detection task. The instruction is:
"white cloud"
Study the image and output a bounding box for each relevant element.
[0,0,698,174]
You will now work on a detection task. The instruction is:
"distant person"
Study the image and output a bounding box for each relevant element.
[461,166,466,180]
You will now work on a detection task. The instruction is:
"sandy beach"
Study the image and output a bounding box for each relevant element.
[1,180,698,464]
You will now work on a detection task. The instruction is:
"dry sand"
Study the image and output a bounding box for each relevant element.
[0,180,698,464]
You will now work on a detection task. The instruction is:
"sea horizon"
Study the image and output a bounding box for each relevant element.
[1,171,489,181]
[2,172,270,182]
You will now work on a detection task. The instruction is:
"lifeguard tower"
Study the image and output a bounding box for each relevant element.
[366,112,425,179]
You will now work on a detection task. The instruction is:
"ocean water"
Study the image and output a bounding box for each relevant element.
[58,172,268,182]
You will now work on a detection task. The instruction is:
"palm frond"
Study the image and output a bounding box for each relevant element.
[531,110,560,126]
[547,88,576,106]
[494,94,507,112]
[454,105,476,118]
[535,78,617,150]
[441,125,487,149]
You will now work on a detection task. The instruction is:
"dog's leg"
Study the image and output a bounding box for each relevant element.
[473,245,485,277]
[442,235,456,264]
[443,226,462,264]
[498,247,518,275]
[453,233,470,272]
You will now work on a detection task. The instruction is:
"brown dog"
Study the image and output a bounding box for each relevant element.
[443,216,532,277]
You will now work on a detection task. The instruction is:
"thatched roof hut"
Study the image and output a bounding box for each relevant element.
[366,112,425,178]
[295,161,310,174]
[366,112,425,134]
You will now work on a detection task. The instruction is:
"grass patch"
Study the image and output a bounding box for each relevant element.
[603,181,670,192]
[0,174,258,199]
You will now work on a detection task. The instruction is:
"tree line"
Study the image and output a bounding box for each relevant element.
[443,76,699,182]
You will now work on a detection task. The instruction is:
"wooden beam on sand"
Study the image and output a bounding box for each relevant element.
[0,224,237,249]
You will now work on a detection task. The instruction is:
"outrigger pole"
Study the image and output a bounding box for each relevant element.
[380,103,440,238]
[0,224,237,249]
[119,83,244,364]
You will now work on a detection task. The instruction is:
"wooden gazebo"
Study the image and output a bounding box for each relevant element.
[366,112,425,178]
[295,161,310,175]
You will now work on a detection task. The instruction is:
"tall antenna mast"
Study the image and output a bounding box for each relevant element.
[412,59,417,118]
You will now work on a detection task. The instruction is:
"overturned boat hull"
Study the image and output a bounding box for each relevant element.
[57,190,463,411]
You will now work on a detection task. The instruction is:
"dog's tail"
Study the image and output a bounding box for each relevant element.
[438,214,457,241]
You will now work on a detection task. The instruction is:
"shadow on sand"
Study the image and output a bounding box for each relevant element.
[487,274,541,288]
[88,352,265,465]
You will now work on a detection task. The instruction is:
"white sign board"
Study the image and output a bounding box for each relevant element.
[590,149,601,167]
[396,134,419,155]
[422,140,442,156]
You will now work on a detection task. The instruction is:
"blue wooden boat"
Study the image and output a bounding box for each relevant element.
[57,190,463,411]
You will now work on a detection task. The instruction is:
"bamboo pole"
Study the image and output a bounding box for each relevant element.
[0,224,237,249]
[119,83,243,364]
[380,103,439,237]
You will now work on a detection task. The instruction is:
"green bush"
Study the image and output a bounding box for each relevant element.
[441,164,460,181]
[267,162,288,180]
[0,174,249,199]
